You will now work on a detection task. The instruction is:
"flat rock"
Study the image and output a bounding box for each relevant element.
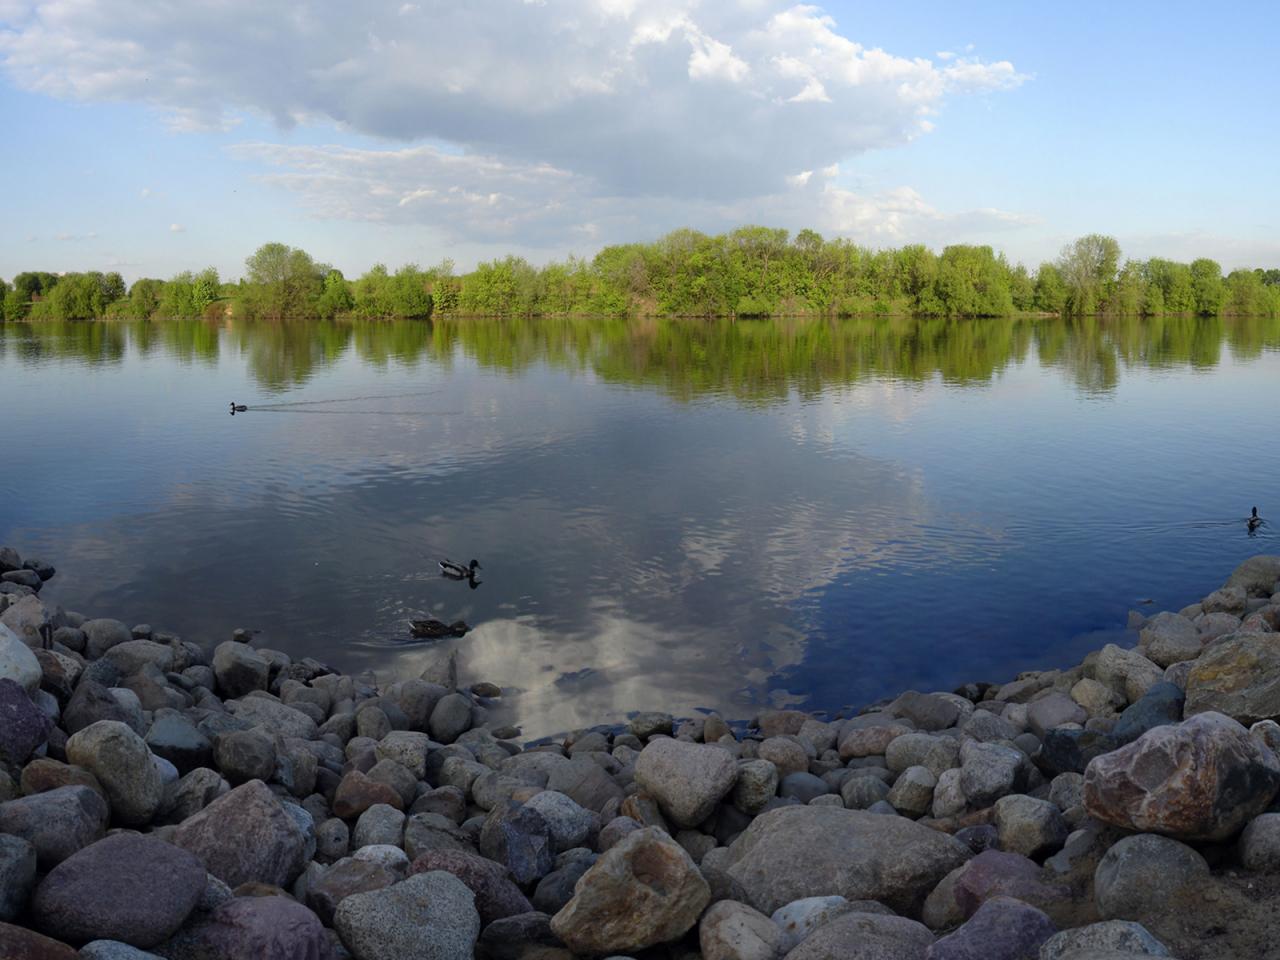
[65,720,163,826]
[30,833,204,948]
[1083,712,1280,841]
[550,826,709,954]
[634,739,738,827]
[0,785,109,869]
[172,779,307,888]
[724,805,971,916]
[1184,632,1280,724]
[335,870,480,960]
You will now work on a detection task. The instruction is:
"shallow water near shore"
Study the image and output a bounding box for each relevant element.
[1,313,1277,736]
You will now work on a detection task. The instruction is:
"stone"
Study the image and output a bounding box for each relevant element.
[1038,728,1119,777]
[143,712,212,774]
[78,942,165,960]
[306,856,400,924]
[841,774,891,810]
[82,620,132,660]
[176,895,330,960]
[550,827,709,954]
[598,815,642,851]
[780,772,830,803]
[887,766,937,817]
[1039,920,1171,960]
[103,640,174,676]
[333,771,405,819]
[1070,678,1125,717]
[723,805,971,916]
[172,779,308,888]
[634,738,738,827]
[2,568,42,590]
[316,817,350,863]
[890,690,962,731]
[229,696,318,740]
[699,900,781,960]
[1138,613,1202,667]
[0,922,77,960]
[959,740,1024,807]
[0,624,41,691]
[524,790,594,852]
[544,754,625,812]
[783,912,934,960]
[838,722,912,760]
[952,850,1069,919]
[758,738,809,778]
[65,720,163,826]
[1027,693,1088,739]
[479,802,554,885]
[1083,712,1280,841]
[0,677,52,765]
[0,547,19,572]
[533,853,596,914]
[353,803,406,849]
[1184,632,1280,723]
[211,641,270,698]
[429,693,473,743]
[63,680,136,736]
[1239,812,1280,871]
[157,768,227,826]
[214,729,277,784]
[373,730,431,779]
[1093,834,1209,921]
[0,833,36,922]
[1109,683,1185,745]
[409,849,533,925]
[1090,645,1164,704]
[771,896,853,954]
[335,870,480,960]
[30,833,204,948]
[0,785,109,869]
[925,896,1054,960]
[993,795,1068,859]
[733,760,779,814]
[1224,555,1280,596]
[629,711,674,739]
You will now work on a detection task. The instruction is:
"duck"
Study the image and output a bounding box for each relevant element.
[440,558,481,579]
[409,618,470,640]
[229,402,248,413]
[1249,507,1262,532]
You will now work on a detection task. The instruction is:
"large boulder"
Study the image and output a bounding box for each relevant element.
[228,696,318,740]
[1093,834,1209,921]
[550,826,709,954]
[335,870,480,960]
[634,739,739,827]
[1089,646,1164,704]
[1223,555,1280,596]
[723,805,971,916]
[1083,712,1280,841]
[172,779,307,888]
[783,911,934,960]
[1138,613,1202,668]
[0,785,109,869]
[30,833,204,948]
[81,620,133,660]
[1184,633,1280,724]
[211,641,269,698]
[65,721,164,826]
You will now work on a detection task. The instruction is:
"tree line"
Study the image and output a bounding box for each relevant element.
[3,231,1279,322]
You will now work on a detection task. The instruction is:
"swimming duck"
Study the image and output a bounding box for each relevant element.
[440,558,481,579]
[1249,507,1262,532]
[229,402,248,413]
[409,618,470,639]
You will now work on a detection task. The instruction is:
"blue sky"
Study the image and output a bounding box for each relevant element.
[0,1,1276,282]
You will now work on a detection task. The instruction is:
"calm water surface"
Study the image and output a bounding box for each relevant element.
[1,314,1276,736]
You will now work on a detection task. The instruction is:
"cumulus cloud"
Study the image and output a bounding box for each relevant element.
[0,1,1028,245]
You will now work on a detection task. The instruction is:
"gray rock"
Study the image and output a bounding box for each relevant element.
[524,790,593,852]
[353,804,405,849]
[531,853,596,914]
[31,833,205,948]
[0,785,109,869]
[887,766,937,817]
[1224,555,1280,596]
[545,754,625,812]
[408,849,532,925]
[335,870,480,960]
[1138,613,1202,668]
[214,728,277,784]
[733,760,780,814]
[211,641,269,698]
[1109,683,1185,745]
[172,779,307,889]
[635,739,738,828]
[0,677,52,766]
[1185,632,1280,724]
[699,900,780,960]
[629,711,674,739]
[78,942,165,960]
[926,895,1054,959]
[1094,834,1210,921]
[783,911,934,960]
[1090,645,1164,704]
[170,894,330,960]
[82,619,132,660]
[771,896,853,954]
[1027,693,1088,739]
[373,730,431,779]
[429,693,473,744]
[0,833,36,922]
[959,740,1023,807]
[63,679,136,736]
[993,795,1068,859]
[1239,812,1280,872]
[0,624,41,692]
[724,805,971,916]
[229,696,318,740]
[479,801,554,885]
[841,775,891,810]
[65,721,163,826]
[143,712,212,774]
[1039,920,1171,959]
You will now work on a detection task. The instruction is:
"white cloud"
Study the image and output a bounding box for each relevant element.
[0,1,1028,246]
[169,223,185,233]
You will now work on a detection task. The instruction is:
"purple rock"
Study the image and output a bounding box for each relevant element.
[171,896,331,960]
[0,678,52,765]
[927,896,1056,959]
[409,849,533,924]
[954,850,1069,919]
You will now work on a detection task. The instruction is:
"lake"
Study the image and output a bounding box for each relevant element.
[1,314,1276,736]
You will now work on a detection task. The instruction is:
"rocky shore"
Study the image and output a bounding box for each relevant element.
[2,545,1280,960]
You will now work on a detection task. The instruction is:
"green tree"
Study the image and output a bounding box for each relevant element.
[242,242,324,319]
[1058,234,1120,315]
[316,269,354,319]
[1189,258,1224,316]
